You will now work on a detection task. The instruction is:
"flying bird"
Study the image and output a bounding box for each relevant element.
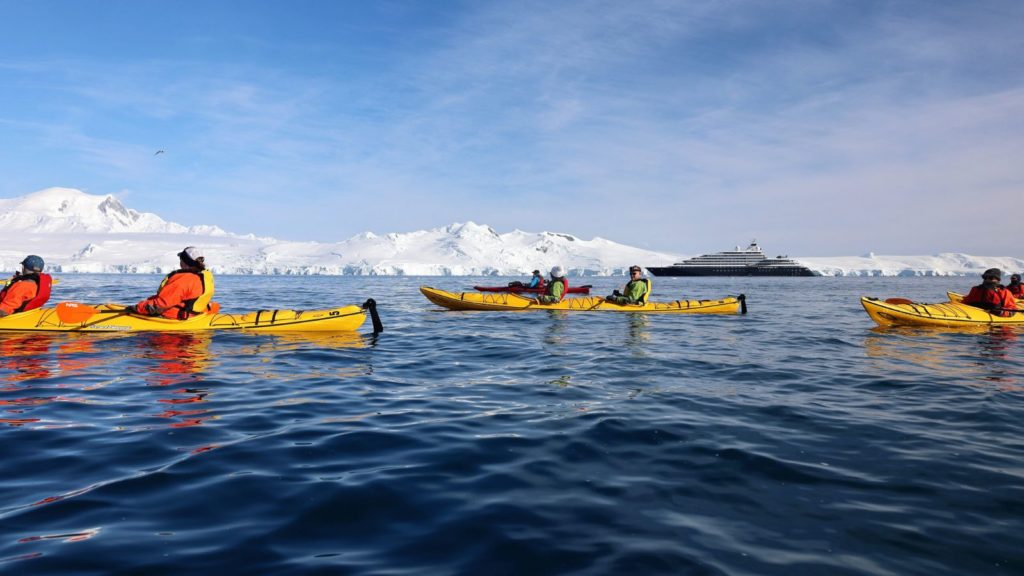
[154,150,165,156]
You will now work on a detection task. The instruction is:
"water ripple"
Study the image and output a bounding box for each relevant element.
[0,276,1023,574]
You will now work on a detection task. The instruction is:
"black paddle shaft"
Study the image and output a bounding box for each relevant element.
[362,299,384,333]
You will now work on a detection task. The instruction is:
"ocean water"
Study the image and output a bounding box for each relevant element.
[1,275,1022,575]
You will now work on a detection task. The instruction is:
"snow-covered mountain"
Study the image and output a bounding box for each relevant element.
[0,188,676,275]
[0,187,1020,276]
[0,187,228,235]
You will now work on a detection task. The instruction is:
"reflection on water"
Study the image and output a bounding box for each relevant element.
[976,326,1019,359]
[136,332,213,386]
[0,330,376,431]
[4,276,1024,575]
[133,333,215,428]
[0,333,100,385]
[863,326,1023,390]
[235,331,371,382]
[626,314,650,354]
[543,311,570,347]
[0,334,107,427]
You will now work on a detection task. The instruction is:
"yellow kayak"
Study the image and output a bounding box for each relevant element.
[861,296,1024,327]
[0,299,382,333]
[421,286,746,314]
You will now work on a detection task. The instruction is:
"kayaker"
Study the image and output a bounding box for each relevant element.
[526,269,545,289]
[0,255,52,317]
[509,269,545,289]
[1008,274,1023,298]
[605,265,650,305]
[961,268,1017,317]
[535,265,568,304]
[134,247,216,319]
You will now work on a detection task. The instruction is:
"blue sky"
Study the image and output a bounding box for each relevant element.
[0,0,1021,255]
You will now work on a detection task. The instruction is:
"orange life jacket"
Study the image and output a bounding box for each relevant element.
[161,270,214,319]
[0,273,52,313]
[137,270,211,320]
[963,284,1017,317]
[1009,282,1023,298]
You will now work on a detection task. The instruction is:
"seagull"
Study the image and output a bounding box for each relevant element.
[154,150,165,156]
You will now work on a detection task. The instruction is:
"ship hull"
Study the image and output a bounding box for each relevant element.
[646,266,817,277]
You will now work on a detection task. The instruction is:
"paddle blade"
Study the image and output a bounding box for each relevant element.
[884,298,915,305]
[55,302,99,323]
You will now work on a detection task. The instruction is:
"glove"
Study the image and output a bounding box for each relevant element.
[613,290,621,296]
[144,304,161,316]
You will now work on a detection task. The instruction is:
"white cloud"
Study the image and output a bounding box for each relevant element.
[0,1,1021,255]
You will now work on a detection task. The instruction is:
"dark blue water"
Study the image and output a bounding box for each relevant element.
[1,275,1022,575]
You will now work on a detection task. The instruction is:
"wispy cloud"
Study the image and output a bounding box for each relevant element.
[0,1,1021,254]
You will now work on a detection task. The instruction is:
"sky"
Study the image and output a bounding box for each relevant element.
[0,0,1021,256]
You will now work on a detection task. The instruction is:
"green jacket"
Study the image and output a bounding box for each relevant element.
[623,278,648,303]
[537,278,566,304]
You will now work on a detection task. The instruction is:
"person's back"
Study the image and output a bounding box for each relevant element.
[0,256,51,317]
[536,266,567,304]
[135,247,213,320]
[138,272,204,319]
[962,268,1017,317]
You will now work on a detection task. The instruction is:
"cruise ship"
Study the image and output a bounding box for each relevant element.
[646,241,817,277]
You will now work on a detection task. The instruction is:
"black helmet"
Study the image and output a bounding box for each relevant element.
[532,270,540,275]
[982,268,1002,280]
[20,255,44,272]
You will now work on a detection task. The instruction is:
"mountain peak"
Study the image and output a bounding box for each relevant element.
[0,187,209,234]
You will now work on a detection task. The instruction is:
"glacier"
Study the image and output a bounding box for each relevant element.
[0,187,1020,277]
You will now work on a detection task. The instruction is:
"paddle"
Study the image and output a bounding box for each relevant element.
[55,302,103,323]
[55,301,221,325]
[884,298,916,305]
[362,298,384,333]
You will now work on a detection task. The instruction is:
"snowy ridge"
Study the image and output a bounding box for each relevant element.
[799,253,1024,277]
[0,188,1020,276]
[0,187,230,235]
[0,188,675,275]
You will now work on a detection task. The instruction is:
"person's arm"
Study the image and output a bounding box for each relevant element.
[135,277,193,316]
[960,287,981,305]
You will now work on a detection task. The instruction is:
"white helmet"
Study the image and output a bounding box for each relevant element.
[550,265,566,278]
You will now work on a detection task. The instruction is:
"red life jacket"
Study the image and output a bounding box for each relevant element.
[1009,282,1023,298]
[0,273,52,313]
[964,284,1016,316]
